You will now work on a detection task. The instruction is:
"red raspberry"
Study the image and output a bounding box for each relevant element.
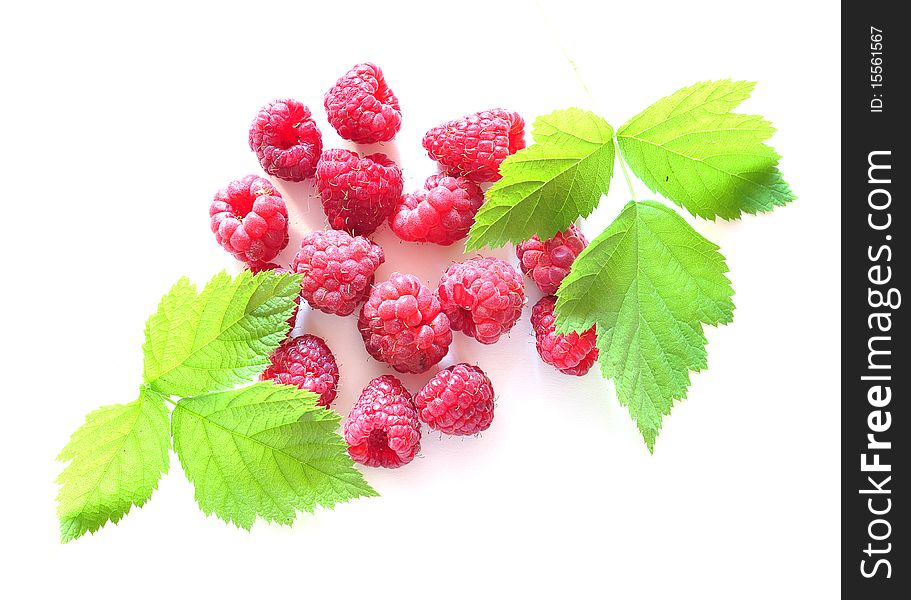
[414,364,495,435]
[358,273,452,374]
[248,99,322,182]
[210,175,289,264]
[316,149,403,236]
[260,335,339,407]
[437,257,526,345]
[244,262,301,328]
[530,296,598,376]
[324,63,402,144]
[344,375,421,468]
[389,175,484,245]
[422,109,526,183]
[290,229,384,317]
[515,225,588,294]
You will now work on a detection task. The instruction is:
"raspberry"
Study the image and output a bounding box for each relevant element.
[290,229,384,316]
[209,175,289,264]
[437,256,526,345]
[244,262,300,328]
[414,364,495,435]
[515,225,588,294]
[260,335,339,407]
[358,273,452,374]
[316,149,403,236]
[324,63,402,144]
[530,296,598,376]
[422,109,526,183]
[344,375,421,468]
[248,99,322,182]
[389,175,484,245]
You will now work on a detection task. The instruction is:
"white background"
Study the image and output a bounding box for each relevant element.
[1,0,840,597]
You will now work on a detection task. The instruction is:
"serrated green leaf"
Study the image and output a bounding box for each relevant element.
[142,270,301,397]
[56,387,171,542]
[172,381,377,529]
[465,108,614,251]
[555,200,734,451]
[617,80,795,220]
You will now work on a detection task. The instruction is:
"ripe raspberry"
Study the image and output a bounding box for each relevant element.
[422,109,526,183]
[358,273,452,374]
[414,364,495,435]
[290,229,384,316]
[515,225,588,294]
[260,335,339,407]
[344,375,421,468]
[316,149,403,236]
[324,63,402,144]
[389,175,484,245]
[530,296,598,376]
[210,175,289,264]
[244,262,300,328]
[437,257,526,345]
[248,99,322,181]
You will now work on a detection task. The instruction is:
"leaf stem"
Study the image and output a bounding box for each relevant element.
[614,138,637,201]
[534,0,596,106]
[536,0,637,203]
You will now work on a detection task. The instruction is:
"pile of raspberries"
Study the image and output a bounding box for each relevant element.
[209,63,598,469]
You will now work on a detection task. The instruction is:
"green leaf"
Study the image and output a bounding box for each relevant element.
[56,387,171,542]
[555,200,735,451]
[617,80,795,220]
[465,108,614,251]
[142,270,301,397]
[172,381,377,529]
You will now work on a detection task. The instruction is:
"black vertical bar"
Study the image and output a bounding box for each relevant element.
[842,1,906,596]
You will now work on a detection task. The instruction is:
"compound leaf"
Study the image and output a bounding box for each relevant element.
[555,200,734,450]
[172,381,377,529]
